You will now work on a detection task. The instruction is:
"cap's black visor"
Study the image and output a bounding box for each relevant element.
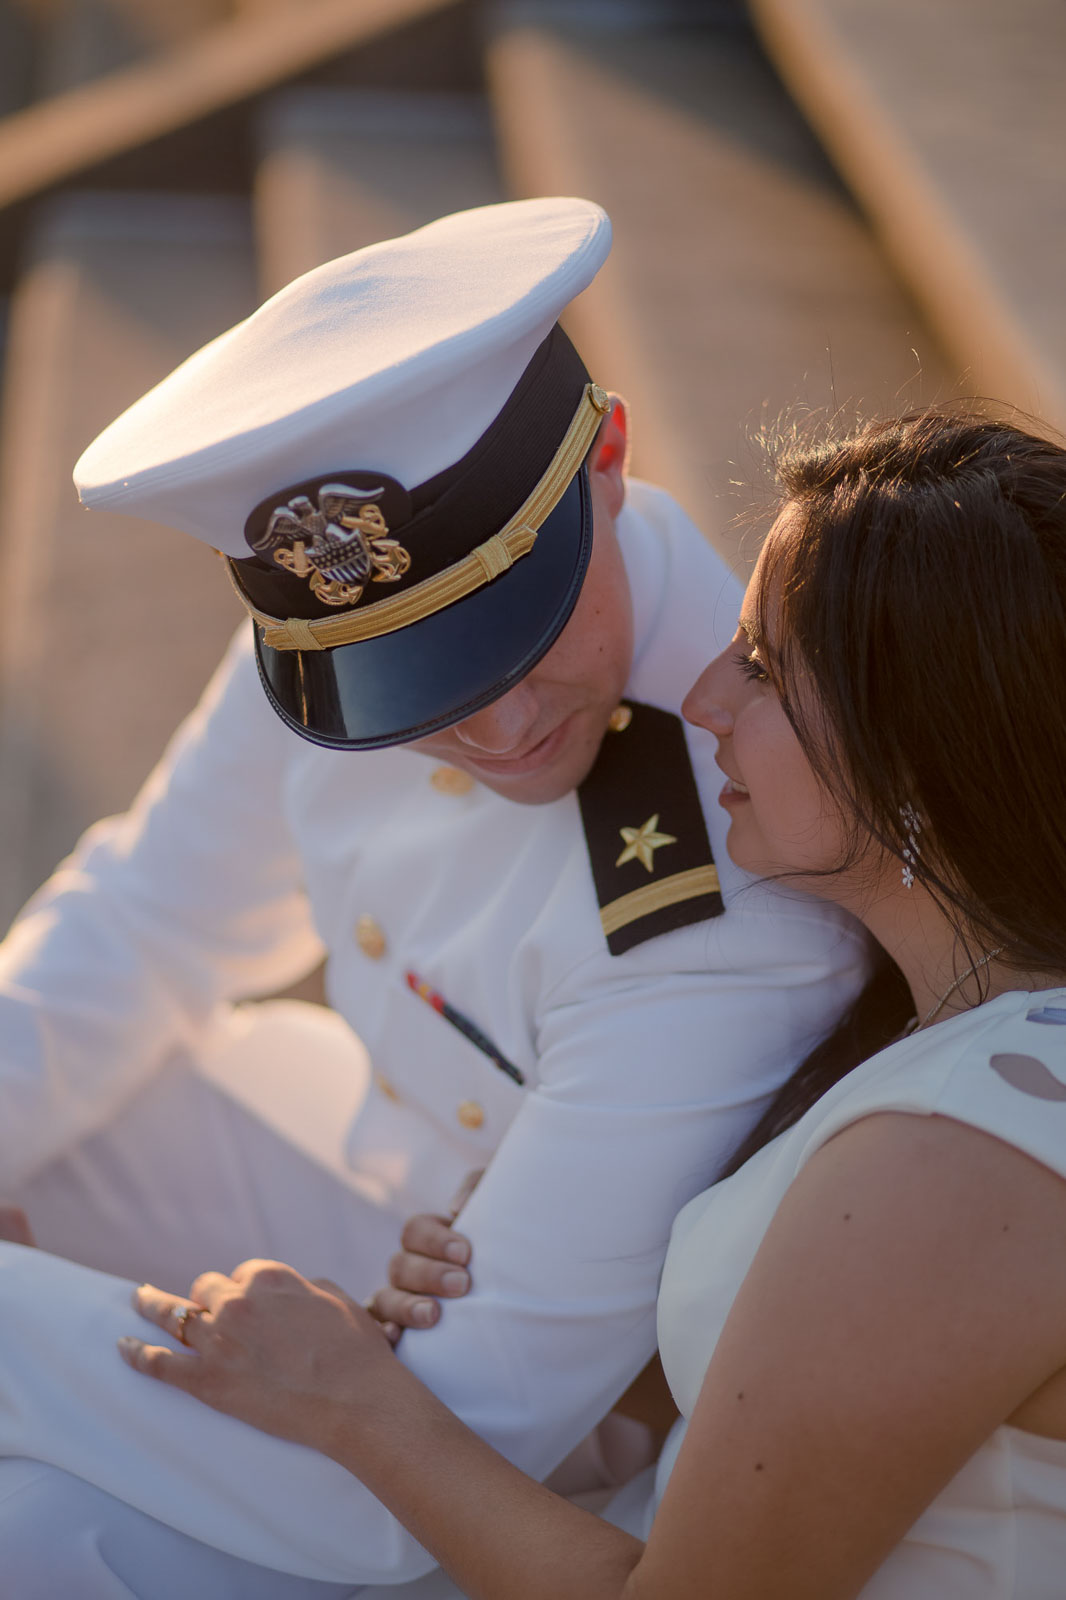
[234,324,600,751]
[253,464,593,749]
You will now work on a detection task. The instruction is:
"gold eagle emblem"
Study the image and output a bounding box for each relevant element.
[253,482,411,608]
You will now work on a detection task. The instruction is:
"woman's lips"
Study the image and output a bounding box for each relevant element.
[718,776,750,807]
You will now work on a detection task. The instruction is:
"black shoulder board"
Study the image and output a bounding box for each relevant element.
[577,700,724,956]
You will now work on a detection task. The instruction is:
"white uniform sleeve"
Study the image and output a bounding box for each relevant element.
[398,895,869,1482]
[0,628,323,1188]
[0,891,866,1584]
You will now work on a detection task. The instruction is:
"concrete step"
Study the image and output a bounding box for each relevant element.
[0,0,472,286]
[752,0,1066,433]
[508,1,747,23]
[37,0,233,96]
[0,191,255,925]
[0,2,37,114]
[255,85,501,296]
[486,5,956,565]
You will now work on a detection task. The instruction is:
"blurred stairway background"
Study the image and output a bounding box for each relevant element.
[0,0,1059,927]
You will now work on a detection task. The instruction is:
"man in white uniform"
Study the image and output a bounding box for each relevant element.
[0,199,866,1592]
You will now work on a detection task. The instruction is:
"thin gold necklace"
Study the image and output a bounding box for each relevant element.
[910,947,1005,1035]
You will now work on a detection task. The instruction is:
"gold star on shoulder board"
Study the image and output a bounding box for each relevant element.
[616,814,677,873]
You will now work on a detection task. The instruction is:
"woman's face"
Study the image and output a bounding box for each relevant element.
[683,509,856,895]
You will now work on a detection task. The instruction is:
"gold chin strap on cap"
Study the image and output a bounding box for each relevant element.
[228,382,612,652]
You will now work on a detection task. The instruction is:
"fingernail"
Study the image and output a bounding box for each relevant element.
[413,1300,436,1327]
[383,1322,401,1345]
[441,1269,469,1294]
[117,1337,141,1357]
[445,1239,470,1265]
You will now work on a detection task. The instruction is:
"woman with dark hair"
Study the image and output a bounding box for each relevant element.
[127,407,1066,1598]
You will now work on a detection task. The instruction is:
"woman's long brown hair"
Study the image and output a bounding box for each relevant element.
[720,408,1066,1178]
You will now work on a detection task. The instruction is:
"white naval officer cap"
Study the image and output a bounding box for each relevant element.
[74,197,613,749]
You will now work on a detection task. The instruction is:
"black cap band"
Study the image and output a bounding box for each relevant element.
[234,325,591,622]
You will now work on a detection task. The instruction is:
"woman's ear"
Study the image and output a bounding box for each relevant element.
[588,396,628,520]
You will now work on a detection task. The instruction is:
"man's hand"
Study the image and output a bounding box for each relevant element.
[365,1178,679,1442]
[365,1212,473,1342]
[365,1169,481,1343]
[0,1204,35,1247]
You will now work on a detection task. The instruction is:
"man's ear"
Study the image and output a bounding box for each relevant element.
[587,396,628,520]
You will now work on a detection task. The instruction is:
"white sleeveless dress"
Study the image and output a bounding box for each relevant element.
[641,986,1066,1597]
[372,987,1066,1599]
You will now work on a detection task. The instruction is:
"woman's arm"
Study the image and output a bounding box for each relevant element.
[124,1264,648,1597]
[123,1110,1066,1600]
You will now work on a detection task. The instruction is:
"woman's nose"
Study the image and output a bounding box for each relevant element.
[682,655,735,737]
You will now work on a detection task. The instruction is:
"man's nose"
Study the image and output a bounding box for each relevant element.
[452,682,540,754]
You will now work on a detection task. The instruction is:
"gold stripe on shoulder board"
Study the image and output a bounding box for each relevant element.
[600,864,722,940]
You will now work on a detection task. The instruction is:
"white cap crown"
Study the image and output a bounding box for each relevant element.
[74,197,612,556]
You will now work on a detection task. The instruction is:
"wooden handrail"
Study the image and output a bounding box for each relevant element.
[0,0,465,214]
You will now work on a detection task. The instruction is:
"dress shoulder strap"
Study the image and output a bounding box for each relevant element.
[786,990,1066,1185]
[933,989,1066,1182]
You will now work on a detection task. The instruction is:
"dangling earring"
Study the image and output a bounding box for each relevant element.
[899,803,921,889]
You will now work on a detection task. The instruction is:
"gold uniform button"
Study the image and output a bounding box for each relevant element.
[375,1071,401,1102]
[608,704,633,733]
[457,1099,485,1131]
[355,914,387,960]
[430,765,475,797]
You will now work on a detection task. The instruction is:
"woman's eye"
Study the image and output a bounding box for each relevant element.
[732,648,770,685]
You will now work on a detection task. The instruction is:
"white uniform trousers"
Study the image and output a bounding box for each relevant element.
[0,1001,405,1598]
[0,1001,654,1596]
[0,1460,363,1599]
[10,1000,404,1294]
[0,1458,659,1600]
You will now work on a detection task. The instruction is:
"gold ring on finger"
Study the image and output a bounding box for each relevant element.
[173,1304,201,1346]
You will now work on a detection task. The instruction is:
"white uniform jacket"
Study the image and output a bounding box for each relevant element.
[0,482,869,1582]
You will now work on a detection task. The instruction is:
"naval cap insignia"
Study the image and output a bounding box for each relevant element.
[248,475,412,608]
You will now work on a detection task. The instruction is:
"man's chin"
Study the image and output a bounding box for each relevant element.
[465,731,606,806]
[468,762,586,807]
